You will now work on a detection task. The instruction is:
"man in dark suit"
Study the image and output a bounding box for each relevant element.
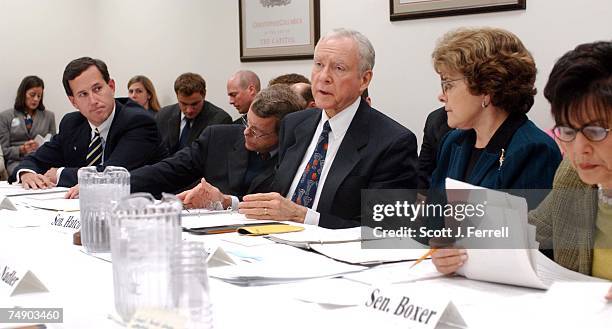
[418,106,452,192]
[10,57,165,188]
[226,70,260,124]
[157,73,231,155]
[130,84,303,209]
[239,29,418,229]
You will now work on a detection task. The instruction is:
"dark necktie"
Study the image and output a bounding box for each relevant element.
[291,121,331,208]
[178,118,192,150]
[86,128,103,166]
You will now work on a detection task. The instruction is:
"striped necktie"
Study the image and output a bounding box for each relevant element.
[86,128,103,166]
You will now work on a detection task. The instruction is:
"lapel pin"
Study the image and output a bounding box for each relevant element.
[498,148,505,170]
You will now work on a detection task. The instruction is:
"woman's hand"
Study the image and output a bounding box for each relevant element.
[431,248,467,275]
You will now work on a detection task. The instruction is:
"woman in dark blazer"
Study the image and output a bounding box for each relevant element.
[428,27,561,192]
[0,75,56,176]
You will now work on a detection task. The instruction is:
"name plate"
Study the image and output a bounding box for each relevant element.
[48,212,81,234]
[204,245,236,267]
[362,286,466,329]
[0,195,17,210]
[0,260,48,297]
[128,309,186,329]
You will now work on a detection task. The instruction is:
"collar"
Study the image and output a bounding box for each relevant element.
[457,112,528,153]
[88,102,116,141]
[322,97,360,141]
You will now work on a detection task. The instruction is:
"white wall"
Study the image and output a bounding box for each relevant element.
[1,0,611,145]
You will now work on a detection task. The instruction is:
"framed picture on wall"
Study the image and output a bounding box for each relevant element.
[239,0,320,62]
[390,0,526,21]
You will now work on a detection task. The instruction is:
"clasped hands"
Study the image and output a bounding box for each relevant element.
[19,167,58,190]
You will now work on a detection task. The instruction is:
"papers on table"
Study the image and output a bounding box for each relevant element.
[310,241,427,265]
[17,197,80,212]
[0,181,68,197]
[208,243,365,286]
[266,226,365,248]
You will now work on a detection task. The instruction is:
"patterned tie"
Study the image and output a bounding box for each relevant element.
[178,118,192,150]
[24,114,33,132]
[291,121,331,208]
[86,128,103,166]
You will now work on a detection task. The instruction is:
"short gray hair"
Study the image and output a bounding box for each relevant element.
[233,70,261,92]
[319,28,375,74]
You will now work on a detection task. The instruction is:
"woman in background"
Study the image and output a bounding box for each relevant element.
[432,40,612,300]
[0,75,56,176]
[127,75,161,116]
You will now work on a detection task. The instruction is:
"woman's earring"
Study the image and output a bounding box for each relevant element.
[481,99,488,108]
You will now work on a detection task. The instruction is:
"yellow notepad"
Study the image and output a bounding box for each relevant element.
[237,224,304,236]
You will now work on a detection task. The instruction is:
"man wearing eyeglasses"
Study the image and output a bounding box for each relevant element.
[157,73,232,156]
[130,84,303,208]
[238,29,418,229]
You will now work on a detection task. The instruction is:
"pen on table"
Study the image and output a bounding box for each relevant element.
[410,248,438,268]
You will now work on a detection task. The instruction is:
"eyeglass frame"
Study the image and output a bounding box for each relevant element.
[553,124,611,142]
[440,77,468,96]
[241,116,275,139]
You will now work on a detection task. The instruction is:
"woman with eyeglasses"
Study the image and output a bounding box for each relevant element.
[127,75,161,116]
[0,75,56,176]
[433,40,612,300]
[428,27,561,193]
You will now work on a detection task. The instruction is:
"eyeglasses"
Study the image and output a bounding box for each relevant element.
[553,125,611,142]
[242,116,274,139]
[440,77,467,95]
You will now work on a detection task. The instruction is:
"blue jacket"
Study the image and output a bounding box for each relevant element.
[430,113,562,191]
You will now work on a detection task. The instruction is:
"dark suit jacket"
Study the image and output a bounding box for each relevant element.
[272,99,418,229]
[130,125,276,198]
[232,114,247,125]
[430,113,562,192]
[10,99,165,187]
[157,100,232,155]
[418,107,452,191]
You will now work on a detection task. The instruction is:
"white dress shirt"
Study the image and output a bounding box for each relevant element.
[286,97,360,226]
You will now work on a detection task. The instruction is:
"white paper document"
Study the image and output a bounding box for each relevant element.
[34,133,52,146]
[310,241,427,265]
[266,226,365,248]
[0,181,68,197]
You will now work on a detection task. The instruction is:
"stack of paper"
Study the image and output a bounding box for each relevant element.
[310,241,427,265]
[208,243,365,286]
[266,226,364,248]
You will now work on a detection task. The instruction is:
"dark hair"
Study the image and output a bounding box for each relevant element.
[544,41,612,127]
[174,73,206,97]
[268,73,310,86]
[62,57,110,96]
[432,27,537,114]
[251,84,303,132]
[14,75,45,112]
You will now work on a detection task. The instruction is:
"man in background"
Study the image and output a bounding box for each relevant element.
[227,70,260,124]
[157,73,231,155]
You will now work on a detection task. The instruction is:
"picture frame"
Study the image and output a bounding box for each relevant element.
[239,0,320,62]
[390,0,526,21]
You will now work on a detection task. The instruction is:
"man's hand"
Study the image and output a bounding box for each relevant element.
[606,285,612,302]
[177,178,229,210]
[20,140,39,155]
[19,172,55,190]
[43,167,59,185]
[65,184,80,199]
[239,192,307,223]
[431,248,467,275]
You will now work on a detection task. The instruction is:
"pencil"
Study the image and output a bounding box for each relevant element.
[410,248,438,268]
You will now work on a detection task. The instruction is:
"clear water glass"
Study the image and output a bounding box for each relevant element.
[78,166,130,253]
[110,193,182,322]
[171,241,213,329]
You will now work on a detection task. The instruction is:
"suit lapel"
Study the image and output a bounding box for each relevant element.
[168,106,181,149]
[316,102,369,214]
[104,100,122,159]
[467,151,499,185]
[189,102,208,143]
[249,153,278,193]
[446,133,472,181]
[227,135,249,193]
[275,111,320,195]
[71,120,92,165]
